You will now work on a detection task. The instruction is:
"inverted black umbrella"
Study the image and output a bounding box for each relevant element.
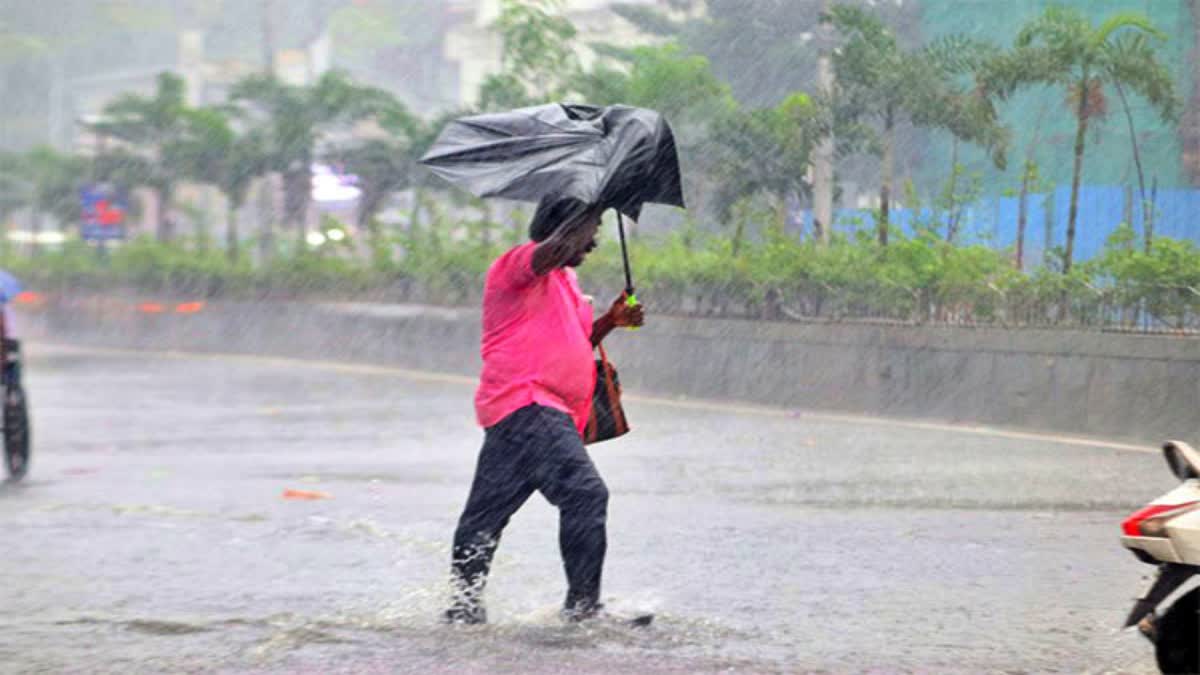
[420,103,685,297]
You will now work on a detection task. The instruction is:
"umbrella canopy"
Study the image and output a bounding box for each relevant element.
[419,103,684,220]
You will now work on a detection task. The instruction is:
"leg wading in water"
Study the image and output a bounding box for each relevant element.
[447,405,609,624]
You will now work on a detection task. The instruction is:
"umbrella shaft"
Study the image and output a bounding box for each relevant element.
[617,212,633,295]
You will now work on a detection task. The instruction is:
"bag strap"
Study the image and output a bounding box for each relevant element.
[596,343,609,366]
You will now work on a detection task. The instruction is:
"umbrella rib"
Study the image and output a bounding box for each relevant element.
[456,113,602,140]
[479,147,600,200]
[423,135,584,164]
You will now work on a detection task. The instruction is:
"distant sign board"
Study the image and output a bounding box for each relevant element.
[80,185,127,241]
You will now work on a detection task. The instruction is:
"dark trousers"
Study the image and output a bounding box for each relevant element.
[450,404,609,611]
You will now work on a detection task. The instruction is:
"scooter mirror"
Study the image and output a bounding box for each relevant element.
[1163,441,1200,481]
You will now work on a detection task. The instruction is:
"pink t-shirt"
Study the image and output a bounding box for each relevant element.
[475,242,596,435]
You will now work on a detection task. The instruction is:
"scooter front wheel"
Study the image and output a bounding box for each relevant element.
[1156,586,1199,674]
[3,384,29,481]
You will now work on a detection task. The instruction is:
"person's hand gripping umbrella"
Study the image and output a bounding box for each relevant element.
[420,103,686,315]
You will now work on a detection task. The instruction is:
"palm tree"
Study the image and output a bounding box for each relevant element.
[228,70,402,251]
[982,6,1179,273]
[90,72,192,242]
[330,104,422,240]
[0,147,84,255]
[216,134,270,262]
[404,110,471,239]
[172,107,269,261]
[30,147,84,246]
[334,139,410,238]
[829,4,1008,247]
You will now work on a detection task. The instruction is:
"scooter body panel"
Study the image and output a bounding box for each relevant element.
[1151,481,1200,507]
[1120,442,1200,670]
[1121,481,1200,564]
[1123,536,1183,564]
[1166,508,1200,565]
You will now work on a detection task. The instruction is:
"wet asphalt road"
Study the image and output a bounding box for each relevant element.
[0,343,1179,674]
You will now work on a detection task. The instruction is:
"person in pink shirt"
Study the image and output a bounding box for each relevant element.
[445,197,644,625]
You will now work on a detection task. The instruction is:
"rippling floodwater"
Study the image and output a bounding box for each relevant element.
[0,345,1172,673]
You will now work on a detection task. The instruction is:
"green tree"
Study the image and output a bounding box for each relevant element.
[1090,224,1200,328]
[933,147,984,245]
[172,106,270,260]
[0,146,85,255]
[982,6,1179,273]
[478,0,580,110]
[28,146,84,232]
[90,72,192,242]
[332,102,423,242]
[404,110,471,241]
[828,4,1007,247]
[336,139,409,235]
[578,43,735,127]
[707,93,820,251]
[611,0,919,107]
[228,70,402,250]
[1012,159,1050,270]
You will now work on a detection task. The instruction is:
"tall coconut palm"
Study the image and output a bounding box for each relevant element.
[90,72,192,242]
[828,4,1008,247]
[1104,33,1177,251]
[982,7,1178,273]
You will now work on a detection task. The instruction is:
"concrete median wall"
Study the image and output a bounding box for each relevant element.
[24,297,1200,444]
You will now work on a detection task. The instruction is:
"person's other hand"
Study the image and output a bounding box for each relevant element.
[607,293,645,328]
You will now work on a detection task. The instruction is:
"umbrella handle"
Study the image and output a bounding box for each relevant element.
[625,291,639,331]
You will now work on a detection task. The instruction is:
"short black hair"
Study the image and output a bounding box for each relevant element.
[529,197,597,242]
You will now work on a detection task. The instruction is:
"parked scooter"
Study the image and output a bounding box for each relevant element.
[1121,441,1200,673]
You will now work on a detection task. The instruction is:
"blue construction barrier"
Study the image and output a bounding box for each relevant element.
[801,185,1199,265]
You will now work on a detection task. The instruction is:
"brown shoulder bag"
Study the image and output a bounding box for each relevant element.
[584,345,629,444]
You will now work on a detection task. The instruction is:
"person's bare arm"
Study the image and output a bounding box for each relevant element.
[591,312,618,347]
[591,293,645,346]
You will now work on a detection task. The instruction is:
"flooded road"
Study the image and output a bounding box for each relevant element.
[0,344,1173,673]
